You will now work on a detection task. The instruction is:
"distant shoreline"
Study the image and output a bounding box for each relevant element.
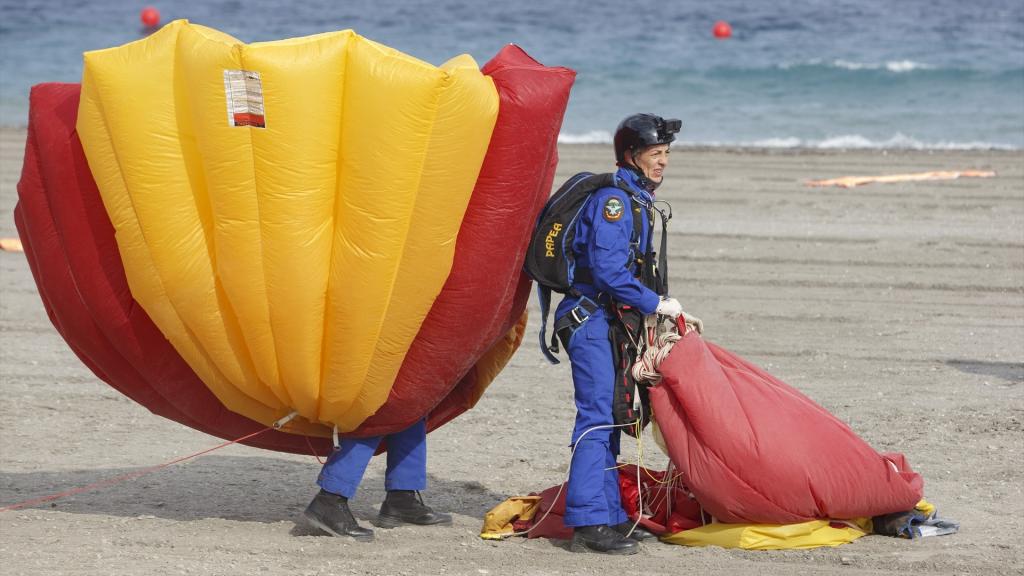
[2,126,1020,156]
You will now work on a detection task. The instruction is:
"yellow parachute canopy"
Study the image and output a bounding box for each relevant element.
[661,518,872,550]
[77,20,499,434]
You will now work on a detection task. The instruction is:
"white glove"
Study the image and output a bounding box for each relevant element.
[656,297,705,334]
[682,310,704,334]
[655,297,683,318]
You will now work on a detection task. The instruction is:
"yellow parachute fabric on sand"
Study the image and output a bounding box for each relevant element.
[77,20,499,433]
[661,499,936,549]
[913,499,936,519]
[661,518,872,550]
[479,496,542,540]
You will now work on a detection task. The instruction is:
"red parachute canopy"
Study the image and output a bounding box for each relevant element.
[507,331,923,539]
[649,332,924,524]
[14,45,575,454]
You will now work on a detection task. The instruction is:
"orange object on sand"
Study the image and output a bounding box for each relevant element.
[0,238,24,252]
[806,170,996,188]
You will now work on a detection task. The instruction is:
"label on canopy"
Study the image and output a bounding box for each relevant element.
[223,69,266,128]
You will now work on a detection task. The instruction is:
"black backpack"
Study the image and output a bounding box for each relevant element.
[524,172,638,292]
[525,172,655,364]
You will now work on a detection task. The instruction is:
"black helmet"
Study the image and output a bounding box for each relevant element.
[614,113,682,163]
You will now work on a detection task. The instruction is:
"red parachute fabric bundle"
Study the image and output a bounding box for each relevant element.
[648,332,924,524]
[14,46,574,453]
[616,465,705,535]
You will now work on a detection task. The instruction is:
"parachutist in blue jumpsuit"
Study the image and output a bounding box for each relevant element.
[302,420,451,541]
[559,113,685,555]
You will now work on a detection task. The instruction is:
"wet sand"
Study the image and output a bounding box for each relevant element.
[1,127,1022,575]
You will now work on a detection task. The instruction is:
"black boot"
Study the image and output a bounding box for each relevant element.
[303,490,375,541]
[570,524,640,555]
[375,490,452,528]
[613,521,656,541]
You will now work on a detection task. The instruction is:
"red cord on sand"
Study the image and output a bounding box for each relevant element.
[0,426,274,512]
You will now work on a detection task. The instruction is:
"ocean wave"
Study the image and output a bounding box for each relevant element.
[732,133,1018,150]
[834,59,934,72]
[780,59,936,73]
[557,131,1019,150]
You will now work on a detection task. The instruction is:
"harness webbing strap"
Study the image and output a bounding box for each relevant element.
[537,284,560,364]
[574,267,593,285]
[657,207,669,295]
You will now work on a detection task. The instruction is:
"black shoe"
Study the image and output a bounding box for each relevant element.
[375,490,453,528]
[613,521,657,541]
[303,490,375,541]
[570,524,640,555]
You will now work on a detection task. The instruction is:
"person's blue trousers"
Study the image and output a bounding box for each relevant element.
[563,310,628,527]
[317,419,427,499]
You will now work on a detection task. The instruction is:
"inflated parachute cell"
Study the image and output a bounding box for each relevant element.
[16,21,575,449]
[16,82,324,454]
[78,21,497,433]
[361,44,574,436]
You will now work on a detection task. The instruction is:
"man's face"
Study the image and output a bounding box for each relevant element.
[629,144,671,184]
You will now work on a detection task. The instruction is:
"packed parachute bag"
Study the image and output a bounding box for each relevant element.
[482,316,959,549]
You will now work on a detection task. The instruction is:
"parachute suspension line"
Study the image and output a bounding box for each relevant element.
[303,435,327,465]
[636,419,684,488]
[273,411,299,429]
[0,426,275,513]
[631,430,695,531]
[664,460,674,521]
[631,315,682,386]
[623,422,645,540]
[628,418,685,537]
[273,411,330,464]
[494,421,643,539]
[632,315,690,485]
[607,421,649,539]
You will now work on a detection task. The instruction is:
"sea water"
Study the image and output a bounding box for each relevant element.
[1,0,1021,148]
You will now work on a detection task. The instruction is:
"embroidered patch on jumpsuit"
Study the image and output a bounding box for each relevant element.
[603,197,624,222]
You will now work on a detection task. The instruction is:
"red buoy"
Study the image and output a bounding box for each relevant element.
[140,7,160,28]
[713,20,732,39]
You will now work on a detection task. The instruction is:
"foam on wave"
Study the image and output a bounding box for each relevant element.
[557,131,1018,150]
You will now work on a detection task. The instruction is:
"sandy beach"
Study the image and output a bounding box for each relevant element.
[1,126,1021,575]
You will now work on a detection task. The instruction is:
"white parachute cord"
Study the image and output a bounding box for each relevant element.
[497,421,639,539]
[625,316,686,535]
[631,315,682,385]
[614,316,684,538]
[496,318,685,539]
[665,460,674,521]
[273,411,299,429]
[623,422,644,539]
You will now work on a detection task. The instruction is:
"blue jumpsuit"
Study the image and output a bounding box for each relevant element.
[317,419,427,499]
[556,167,661,528]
